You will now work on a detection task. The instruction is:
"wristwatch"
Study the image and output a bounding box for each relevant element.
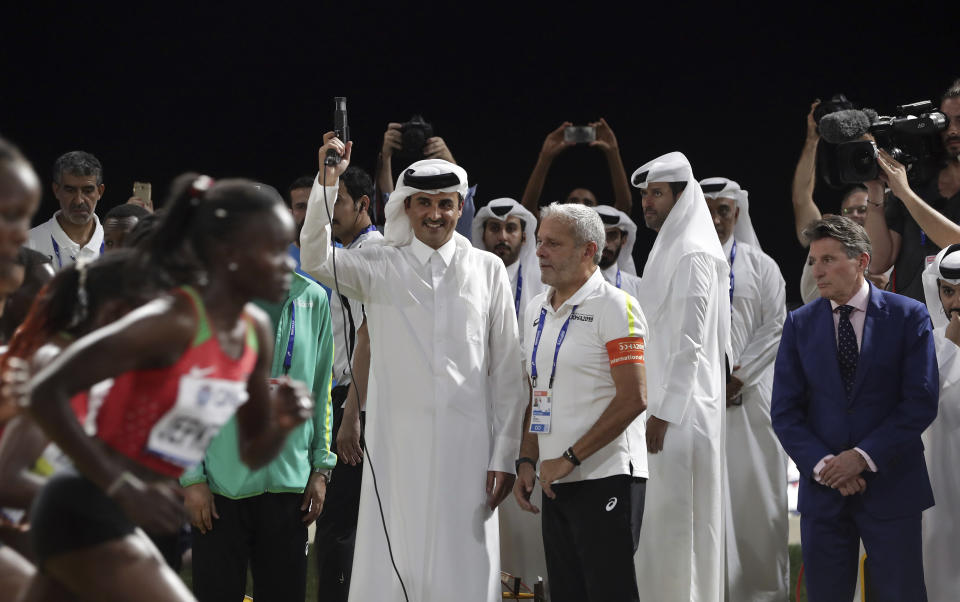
[515,457,536,473]
[312,467,333,484]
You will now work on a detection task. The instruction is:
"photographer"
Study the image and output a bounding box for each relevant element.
[792,100,887,303]
[864,79,960,302]
[520,119,633,216]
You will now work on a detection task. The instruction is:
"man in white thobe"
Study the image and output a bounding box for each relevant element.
[470,197,547,589]
[631,152,730,602]
[920,245,960,602]
[594,205,642,300]
[701,176,789,601]
[300,134,527,602]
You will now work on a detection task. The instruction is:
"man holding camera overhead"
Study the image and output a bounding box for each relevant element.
[864,79,960,302]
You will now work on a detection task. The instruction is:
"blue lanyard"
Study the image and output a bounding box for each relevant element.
[283,302,296,374]
[344,224,378,249]
[51,236,104,269]
[616,268,621,289]
[728,239,737,305]
[514,264,523,317]
[530,304,577,389]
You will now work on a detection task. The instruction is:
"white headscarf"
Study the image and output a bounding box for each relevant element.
[700,177,761,249]
[594,204,638,276]
[471,197,538,265]
[922,244,960,330]
[383,159,470,247]
[631,152,730,319]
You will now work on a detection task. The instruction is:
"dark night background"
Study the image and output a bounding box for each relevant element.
[2,4,956,302]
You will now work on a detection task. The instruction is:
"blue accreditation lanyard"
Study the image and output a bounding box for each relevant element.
[514,264,523,317]
[51,236,104,269]
[283,302,296,374]
[616,268,622,289]
[530,305,577,389]
[728,239,737,305]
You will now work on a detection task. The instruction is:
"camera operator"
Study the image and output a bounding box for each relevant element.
[864,79,960,302]
[793,100,889,303]
[376,119,476,239]
[520,119,633,216]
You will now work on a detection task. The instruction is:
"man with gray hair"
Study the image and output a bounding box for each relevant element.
[772,215,937,600]
[26,151,104,269]
[513,202,648,602]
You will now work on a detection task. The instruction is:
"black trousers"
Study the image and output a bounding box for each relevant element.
[314,396,365,602]
[191,492,308,602]
[541,474,646,602]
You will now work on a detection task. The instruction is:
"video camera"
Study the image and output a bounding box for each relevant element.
[816,94,947,186]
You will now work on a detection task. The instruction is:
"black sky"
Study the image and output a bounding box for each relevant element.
[2,4,957,301]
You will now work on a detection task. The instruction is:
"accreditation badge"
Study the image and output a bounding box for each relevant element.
[530,389,553,434]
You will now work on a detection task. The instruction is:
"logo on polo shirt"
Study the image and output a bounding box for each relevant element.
[606,497,618,511]
[569,313,594,323]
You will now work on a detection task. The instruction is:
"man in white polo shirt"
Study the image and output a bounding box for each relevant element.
[26,151,104,269]
[513,202,648,602]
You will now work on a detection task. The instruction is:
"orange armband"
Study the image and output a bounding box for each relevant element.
[606,337,645,367]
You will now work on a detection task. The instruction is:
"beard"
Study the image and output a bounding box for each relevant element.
[599,246,621,270]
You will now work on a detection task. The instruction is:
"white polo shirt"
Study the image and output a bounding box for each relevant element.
[522,267,648,483]
[26,211,104,270]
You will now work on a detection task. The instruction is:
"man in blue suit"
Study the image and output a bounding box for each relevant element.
[772,215,939,601]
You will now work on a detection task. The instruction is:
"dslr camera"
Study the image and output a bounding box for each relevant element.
[398,115,435,160]
[817,95,947,186]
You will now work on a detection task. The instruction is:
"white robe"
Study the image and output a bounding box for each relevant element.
[723,239,789,601]
[601,263,642,300]
[300,178,527,602]
[634,253,728,602]
[922,327,960,602]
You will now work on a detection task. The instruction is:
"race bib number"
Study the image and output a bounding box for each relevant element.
[606,337,645,367]
[530,389,553,434]
[146,374,248,468]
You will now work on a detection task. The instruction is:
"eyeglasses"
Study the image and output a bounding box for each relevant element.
[841,205,868,216]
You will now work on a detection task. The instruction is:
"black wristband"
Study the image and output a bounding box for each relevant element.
[515,457,536,473]
[563,447,581,466]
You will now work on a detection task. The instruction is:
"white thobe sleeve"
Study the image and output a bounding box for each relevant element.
[732,256,786,388]
[936,332,960,390]
[486,262,527,474]
[299,175,373,302]
[652,254,716,426]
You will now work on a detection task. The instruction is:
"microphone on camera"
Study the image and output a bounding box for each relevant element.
[324,97,349,166]
[818,109,872,144]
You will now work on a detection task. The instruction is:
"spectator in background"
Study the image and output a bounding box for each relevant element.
[864,79,960,302]
[26,151,104,270]
[314,163,382,602]
[792,101,887,303]
[181,261,335,602]
[631,152,730,602]
[471,197,545,331]
[594,205,641,286]
[102,203,150,252]
[701,176,789,601]
[919,246,960,602]
[520,119,633,214]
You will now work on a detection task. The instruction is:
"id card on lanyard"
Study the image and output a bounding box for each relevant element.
[529,304,577,434]
[268,301,297,393]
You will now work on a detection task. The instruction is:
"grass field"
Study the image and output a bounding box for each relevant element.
[179,543,810,602]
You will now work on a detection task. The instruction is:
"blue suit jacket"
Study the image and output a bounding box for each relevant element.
[771,283,938,519]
